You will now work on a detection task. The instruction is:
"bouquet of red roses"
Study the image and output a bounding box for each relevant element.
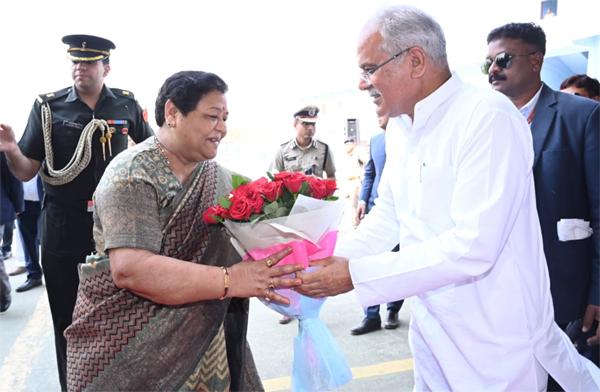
[204,171,352,392]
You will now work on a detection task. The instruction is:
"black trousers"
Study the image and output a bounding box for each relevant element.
[41,202,93,391]
[17,200,42,279]
[1,219,14,253]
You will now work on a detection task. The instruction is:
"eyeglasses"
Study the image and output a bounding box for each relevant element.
[481,51,538,74]
[360,47,413,83]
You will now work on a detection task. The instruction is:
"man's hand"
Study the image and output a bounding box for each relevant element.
[0,124,18,153]
[583,304,600,346]
[355,203,366,226]
[296,256,354,298]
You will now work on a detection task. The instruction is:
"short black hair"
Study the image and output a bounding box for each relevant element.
[155,71,228,126]
[560,74,600,97]
[487,23,546,55]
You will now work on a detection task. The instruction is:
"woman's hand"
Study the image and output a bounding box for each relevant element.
[227,247,303,305]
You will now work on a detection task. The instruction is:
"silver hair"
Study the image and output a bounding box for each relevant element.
[364,5,448,67]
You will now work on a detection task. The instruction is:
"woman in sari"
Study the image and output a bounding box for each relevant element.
[65,71,303,391]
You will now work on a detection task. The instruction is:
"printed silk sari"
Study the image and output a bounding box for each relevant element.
[65,158,263,392]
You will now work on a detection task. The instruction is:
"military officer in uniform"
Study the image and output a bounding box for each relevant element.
[0,34,153,390]
[271,105,336,179]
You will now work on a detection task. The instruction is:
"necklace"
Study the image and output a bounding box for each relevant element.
[154,136,171,166]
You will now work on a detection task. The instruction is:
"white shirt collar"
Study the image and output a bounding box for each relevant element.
[392,73,462,132]
[519,84,543,121]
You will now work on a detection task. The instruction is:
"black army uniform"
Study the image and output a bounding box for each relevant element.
[17,35,153,390]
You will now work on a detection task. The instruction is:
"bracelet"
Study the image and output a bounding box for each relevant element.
[219,266,230,300]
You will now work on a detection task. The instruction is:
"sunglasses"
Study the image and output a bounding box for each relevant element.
[481,51,538,74]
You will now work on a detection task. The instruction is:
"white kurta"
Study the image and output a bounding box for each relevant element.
[336,75,600,391]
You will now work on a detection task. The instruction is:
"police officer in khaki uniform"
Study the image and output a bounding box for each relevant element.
[0,34,153,390]
[271,105,336,179]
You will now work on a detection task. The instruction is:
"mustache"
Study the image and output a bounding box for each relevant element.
[489,74,506,84]
[368,87,381,98]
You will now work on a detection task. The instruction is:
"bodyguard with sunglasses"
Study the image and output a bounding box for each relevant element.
[486,23,599,370]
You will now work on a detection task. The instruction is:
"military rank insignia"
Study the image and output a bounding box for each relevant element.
[107,119,129,134]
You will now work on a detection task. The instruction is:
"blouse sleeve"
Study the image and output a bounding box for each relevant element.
[93,157,163,254]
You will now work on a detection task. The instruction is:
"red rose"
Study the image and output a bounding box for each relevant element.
[277,172,306,194]
[323,179,337,197]
[252,177,269,187]
[203,205,227,224]
[273,172,295,181]
[228,197,254,221]
[259,180,283,202]
[306,176,328,199]
[248,193,264,214]
[233,183,264,214]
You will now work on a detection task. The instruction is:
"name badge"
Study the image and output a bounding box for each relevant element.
[62,120,83,130]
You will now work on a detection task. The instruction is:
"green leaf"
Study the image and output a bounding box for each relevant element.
[218,196,232,208]
[263,201,279,216]
[267,172,275,181]
[250,214,264,224]
[281,189,294,204]
[232,174,249,189]
[273,206,290,218]
[299,181,310,195]
[325,196,339,201]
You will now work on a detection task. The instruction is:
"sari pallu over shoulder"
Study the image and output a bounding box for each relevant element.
[65,161,263,392]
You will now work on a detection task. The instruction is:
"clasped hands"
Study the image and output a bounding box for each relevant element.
[229,247,353,305]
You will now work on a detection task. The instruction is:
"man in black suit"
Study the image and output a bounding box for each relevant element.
[485,23,599,366]
[0,152,24,312]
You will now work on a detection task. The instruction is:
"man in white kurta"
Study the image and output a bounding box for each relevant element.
[297,5,600,391]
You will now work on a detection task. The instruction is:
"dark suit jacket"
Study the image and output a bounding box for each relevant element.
[531,84,599,324]
[0,153,24,225]
[359,132,386,213]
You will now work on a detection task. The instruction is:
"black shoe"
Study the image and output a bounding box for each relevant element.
[0,292,10,312]
[279,315,293,325]
[350,317,381,335]
[384,311,400,329]
[16,278,43,293]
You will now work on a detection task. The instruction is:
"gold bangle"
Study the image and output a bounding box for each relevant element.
[219,266,230,300]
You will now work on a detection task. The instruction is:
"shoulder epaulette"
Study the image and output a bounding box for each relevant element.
[281,139,292,146]
[36,87,71,104]
[315,139,328,147]
[111,88,136,100]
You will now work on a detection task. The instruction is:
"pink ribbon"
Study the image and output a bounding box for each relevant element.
[245,231,338,268]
